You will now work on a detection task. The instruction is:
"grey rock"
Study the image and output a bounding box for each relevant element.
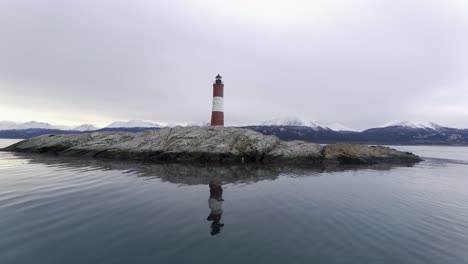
[3,127,421,165]
[323,143,422,164]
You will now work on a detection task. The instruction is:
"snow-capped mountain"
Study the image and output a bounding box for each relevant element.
[362,121,468,144]
[260,117,329,130]
[259,117,357,132]
[381,121,450,131]
[244,117,346,142]
[1,119,467,144]
[0,121,66,130]
[18,121,56,129]
[73,124,99,131]
[261,117,311,126]
[0,121,20,130]
[106,120,161,128]
[0,119,161,132]
[243,119,468,144]
[325,123,357,132]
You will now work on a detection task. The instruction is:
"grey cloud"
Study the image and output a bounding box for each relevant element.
[0,0,467,129]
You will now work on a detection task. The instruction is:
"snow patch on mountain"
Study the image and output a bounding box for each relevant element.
[0,121,69,130]
[382,121,450,131]
[106,120,161,128]
[325,123,357,132]
[261,117,307,126]
[261,117,328,130]
[0,121,20,130]
[73,124,99,131]
[18,121,56,129]
[260,117,357,132]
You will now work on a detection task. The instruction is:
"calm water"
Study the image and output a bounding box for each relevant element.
[1,139,468,264]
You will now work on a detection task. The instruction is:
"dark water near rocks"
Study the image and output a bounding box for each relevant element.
[1,139,468,264]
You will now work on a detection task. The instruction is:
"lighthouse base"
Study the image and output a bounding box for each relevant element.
[211,111,224,126]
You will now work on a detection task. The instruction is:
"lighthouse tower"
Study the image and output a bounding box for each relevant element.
[211,74,224,126]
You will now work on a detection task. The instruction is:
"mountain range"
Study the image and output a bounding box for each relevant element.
[0,120,161,131]
[260,117,357,131]
[1,118,467,145]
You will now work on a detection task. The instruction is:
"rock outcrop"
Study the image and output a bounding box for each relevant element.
[323,143,421,165]
[2,127,422,165]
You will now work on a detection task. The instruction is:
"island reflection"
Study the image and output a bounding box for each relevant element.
[9,152,416,185]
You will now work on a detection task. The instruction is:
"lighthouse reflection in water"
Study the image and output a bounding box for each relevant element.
[207,181,225,235]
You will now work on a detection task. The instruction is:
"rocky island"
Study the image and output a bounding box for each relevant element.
[2,127,422,165]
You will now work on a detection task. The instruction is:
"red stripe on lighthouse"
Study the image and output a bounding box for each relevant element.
[211,111,224,126]
[211,74,224,126]
[213,84,223,97]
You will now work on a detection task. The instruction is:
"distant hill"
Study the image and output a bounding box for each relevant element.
[106,120,161,128]
[260,117,356,132]
[94,127,161,133]
[0,127,161,139]
[73,124,99,131]
[0,121,70,130]
[359,124,468,145]
[1,119,467,145]
[244,121,468,145]
[0,129,78,139]
[242,126,345,143]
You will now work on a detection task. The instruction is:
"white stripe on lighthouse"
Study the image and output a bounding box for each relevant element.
[212,96,223,112]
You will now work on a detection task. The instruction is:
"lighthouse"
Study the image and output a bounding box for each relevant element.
[211,74,224,126]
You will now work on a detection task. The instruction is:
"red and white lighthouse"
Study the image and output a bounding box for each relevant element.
[211,74,224,126]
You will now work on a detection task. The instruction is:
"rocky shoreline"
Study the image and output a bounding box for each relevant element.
[2,127,422,165]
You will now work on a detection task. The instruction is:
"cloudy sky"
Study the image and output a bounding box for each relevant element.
[0,0,467,129]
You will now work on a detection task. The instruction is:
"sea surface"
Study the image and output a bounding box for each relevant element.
[1,139,468,264]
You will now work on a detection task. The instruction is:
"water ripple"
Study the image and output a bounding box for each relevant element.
[1,145,468,263]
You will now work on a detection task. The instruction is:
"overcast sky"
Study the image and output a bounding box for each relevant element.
[0,0,467,129]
